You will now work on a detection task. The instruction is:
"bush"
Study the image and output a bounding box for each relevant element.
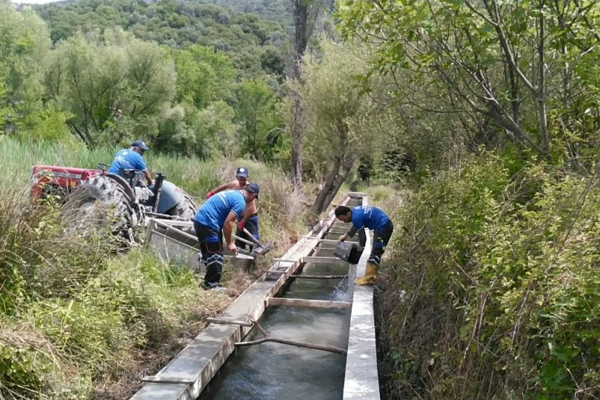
[380,152,600,399]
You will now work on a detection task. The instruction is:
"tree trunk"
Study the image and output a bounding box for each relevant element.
[537,0,549,154]
[290,91,304,190]
[289,0,309,190]
[310,153,357,215]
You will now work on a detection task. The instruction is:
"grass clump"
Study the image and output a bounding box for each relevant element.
[0,172,228,399]
[379,152,600,399]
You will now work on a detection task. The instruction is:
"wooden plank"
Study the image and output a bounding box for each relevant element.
[268,297,352,309]
[206,317,254,327]
[302,256,348,266]
[291,274,347,279]
[319,238,358,243]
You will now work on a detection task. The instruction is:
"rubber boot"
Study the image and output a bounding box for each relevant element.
[355,262,378,286]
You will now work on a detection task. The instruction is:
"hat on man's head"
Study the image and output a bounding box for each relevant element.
[131,140,149,151]
[245,182,259,198]
[236,167,249,178]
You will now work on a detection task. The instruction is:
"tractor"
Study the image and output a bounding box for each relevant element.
[30,163,196,242]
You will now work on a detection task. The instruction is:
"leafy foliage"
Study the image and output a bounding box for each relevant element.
[35,0,288,77]
[380,153,600,398]
[46,29,176,147]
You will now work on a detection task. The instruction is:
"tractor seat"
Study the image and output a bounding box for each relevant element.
[118,169,144,188]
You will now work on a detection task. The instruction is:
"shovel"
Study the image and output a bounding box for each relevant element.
[242,227,274,256]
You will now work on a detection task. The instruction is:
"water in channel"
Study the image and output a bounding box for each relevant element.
[198,306,350,400]
[198,259,352,400]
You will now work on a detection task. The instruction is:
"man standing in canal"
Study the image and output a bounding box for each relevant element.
[335,205,394,285]
[194,183,260,290]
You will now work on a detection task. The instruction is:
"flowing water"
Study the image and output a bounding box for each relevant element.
[199,306,350,400]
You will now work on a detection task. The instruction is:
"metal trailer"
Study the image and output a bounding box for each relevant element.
[144,218,257,272]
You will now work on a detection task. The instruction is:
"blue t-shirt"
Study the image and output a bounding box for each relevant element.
[194,190,246,231]
[351,205,390,232]
[108,149,147,174]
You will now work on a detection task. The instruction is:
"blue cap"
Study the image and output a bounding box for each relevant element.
[236,167,249,178]
[131,140,149,151]
[245,182,259,198]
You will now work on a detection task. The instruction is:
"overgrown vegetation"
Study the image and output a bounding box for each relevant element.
[0,189,224,399]
[377,154,600,398]
[337,0,600,398]
[0,138,306,399]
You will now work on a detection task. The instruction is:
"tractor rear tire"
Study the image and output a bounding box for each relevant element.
[63,175,137,240]
[167,190,196,222]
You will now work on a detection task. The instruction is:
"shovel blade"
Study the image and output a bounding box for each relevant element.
[253,242,274,255]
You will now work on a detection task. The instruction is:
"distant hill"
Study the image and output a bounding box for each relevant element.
[203,0,290,26]
[34,0,290,76]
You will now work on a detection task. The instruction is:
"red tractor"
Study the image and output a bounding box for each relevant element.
[30,163,196,242]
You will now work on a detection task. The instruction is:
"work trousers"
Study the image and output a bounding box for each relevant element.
[194,221,224,289]
[369,220,394,266]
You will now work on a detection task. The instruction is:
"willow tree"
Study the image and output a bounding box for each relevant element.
[297,40,393,214]
[45,29,176,147]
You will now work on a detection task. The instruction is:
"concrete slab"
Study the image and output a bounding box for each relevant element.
[130,383,191,400]
[343,196,380,400]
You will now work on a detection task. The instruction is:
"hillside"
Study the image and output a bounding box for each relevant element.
[34,0,288,77]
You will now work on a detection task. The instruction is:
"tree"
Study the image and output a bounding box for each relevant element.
[0,2,51,133]
[234,78,282,161]
[297,40,388,214]
[339,0,600,162]
[287,0,325,189]
[45,29,176,146]
[172,45,236,109]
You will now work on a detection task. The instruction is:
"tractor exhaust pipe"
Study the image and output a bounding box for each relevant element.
[152,173,165,213]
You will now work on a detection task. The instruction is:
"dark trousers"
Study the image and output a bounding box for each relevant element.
[369,220,394,266]
[194,221,223,288]
[235,214,259,250]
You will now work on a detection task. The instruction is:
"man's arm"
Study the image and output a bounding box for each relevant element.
[238,199,258,230]
[144,169,153,185]
[223,211,238,254]
[132,153,152,184]
[207,181,236,198]
[339,225,358,242]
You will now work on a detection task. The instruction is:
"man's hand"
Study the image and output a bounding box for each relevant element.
[338,234,347,242]
[227,242,237,254]
[237,221,245,232]
[206,190,215,199]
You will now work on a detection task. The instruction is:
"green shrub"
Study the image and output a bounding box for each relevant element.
[381,152,600,399]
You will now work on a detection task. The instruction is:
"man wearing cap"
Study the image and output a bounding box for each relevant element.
[108,140,153,185]
[194,183,260,289]
[205,167,260,250]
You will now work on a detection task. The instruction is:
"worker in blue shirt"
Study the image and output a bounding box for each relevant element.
[335,205,394,285]
[108,140,153,185]
[194,183,260,290]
